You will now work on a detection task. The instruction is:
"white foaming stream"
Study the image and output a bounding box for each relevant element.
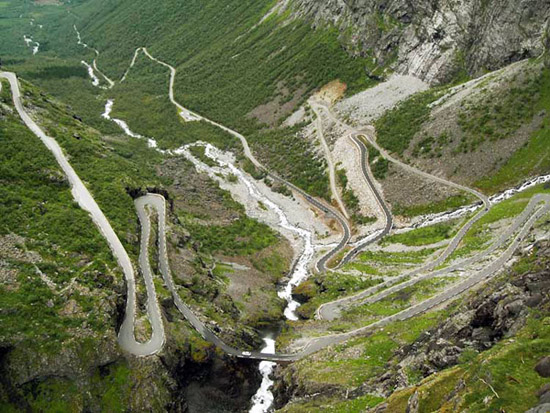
[173,143,315,413]
[82,61,100,87]
[412,174,550,229]
[102,100,159,149]
[174,143,315,321]
[202,144,314,321]
[23,35,39,55]
[249,338,277,413]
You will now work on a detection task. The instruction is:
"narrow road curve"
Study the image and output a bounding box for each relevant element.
[316,137,490,318]
[265,171,350,273]
[135,194,296,361]
[313,102,494,318]
[309,100,349,219]
[301,194,549,355]
[338,135,394,265]
[0,71,163,356]
[314,101,490,205]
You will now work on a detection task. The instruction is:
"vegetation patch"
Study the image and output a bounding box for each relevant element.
[336,167,376,224]
[392,193,476,218]
[375,89,441,155]
[367,144,389,180]
[383,221,458,247]
[295,271,383,319]
[343,277,458,322]
[356,248,439,265]
[456,68,546,153]
[248,125,330,199]
[475,67,550,193]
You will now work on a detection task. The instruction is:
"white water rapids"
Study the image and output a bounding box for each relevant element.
[102,99,316,411]
[23,35,39,55]
[249,338,277,413]
[176,144,315,412]
[82,61,100,87]
[411,174,550,229]
[102,100,159,149]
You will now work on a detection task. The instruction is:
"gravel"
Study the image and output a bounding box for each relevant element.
[334,74,429,126]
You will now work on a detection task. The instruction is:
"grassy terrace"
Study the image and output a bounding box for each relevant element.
[278,250,453,345]
[446,183,550,261]
[382,220,460,246]
[392,193,477,218]
[340,276,458,322]
[354,248,439,265]
[293,273,384,319]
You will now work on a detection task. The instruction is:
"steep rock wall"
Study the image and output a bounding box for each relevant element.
[284,0,550,83]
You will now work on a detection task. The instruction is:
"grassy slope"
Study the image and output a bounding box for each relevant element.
[382,220,459,246]
[475,66,550,192]
[375,63,550,201]
[76,0,376,197]
[384,284,550,412]
[1,0,297,333]
[0,78,118,347]
[109,52,239,150]
[19,79,165,258]
[279,309,453,412]
[76,0,376,126]
[25,77,289,331]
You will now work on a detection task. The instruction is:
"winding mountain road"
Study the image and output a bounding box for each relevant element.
[338,135,394,264]
[4,68,548,361]
[133,192,550,361]
[0,71,163,356]
[118,191,550,360]
[319,191,549,320]
[312,102,496,319]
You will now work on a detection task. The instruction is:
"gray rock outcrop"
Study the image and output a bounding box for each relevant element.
[283,0,550,84]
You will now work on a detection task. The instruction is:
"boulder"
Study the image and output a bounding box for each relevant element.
[535,356,550,378]
[526,403,550,413]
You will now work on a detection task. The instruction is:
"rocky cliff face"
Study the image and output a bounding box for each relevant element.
[284,0,550,83]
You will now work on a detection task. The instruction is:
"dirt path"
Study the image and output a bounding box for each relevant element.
[310,100,349,219]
